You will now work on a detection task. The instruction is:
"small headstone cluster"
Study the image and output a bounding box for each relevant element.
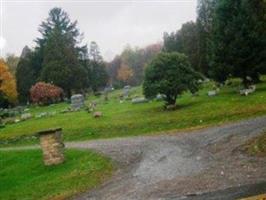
[0,108,59,128]
[0,107,28,127]
[240,85,256,96]
[85,101,97,113]
[36,111,56,118]
[87,102,103,118]
[0,106,25,119]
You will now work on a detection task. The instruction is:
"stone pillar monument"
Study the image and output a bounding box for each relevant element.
[37,128,64,166]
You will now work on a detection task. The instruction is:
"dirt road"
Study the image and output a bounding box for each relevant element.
[67,116,266,200]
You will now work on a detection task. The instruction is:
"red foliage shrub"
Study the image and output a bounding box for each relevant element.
[30,82,63,105]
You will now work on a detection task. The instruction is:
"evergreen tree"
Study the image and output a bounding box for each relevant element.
[41,27,88,97]
[209,0,266,86]
[16,47,36,103]
[5,54,20,76]
[89,61,108,92]
[88,41,108,92]
[89,41,103,62]
[39,8,88,97]
[163,22,200,73]
[196,0,217,76]
[36,7,87,58]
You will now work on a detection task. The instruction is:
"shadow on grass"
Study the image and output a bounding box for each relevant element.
[149,100,203,113]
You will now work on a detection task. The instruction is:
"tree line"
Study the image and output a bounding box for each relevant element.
[163,0,266,87]
[1,1,265,107]
[1,7,162,107]
[107,43,162,88]
[144,0,266,106]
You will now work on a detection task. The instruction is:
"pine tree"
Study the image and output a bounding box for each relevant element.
[196,0,217,76]
[39,8,88,97]
[87,42,108,92]
[163,22,200,73]
[16,47,36,103]
[41,27,88,97]
[209,0,266,86]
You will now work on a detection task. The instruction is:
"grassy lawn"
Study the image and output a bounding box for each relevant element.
[0,149,113,200]
[1,77,266,145]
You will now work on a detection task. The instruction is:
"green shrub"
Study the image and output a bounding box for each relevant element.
[143,52,202,106]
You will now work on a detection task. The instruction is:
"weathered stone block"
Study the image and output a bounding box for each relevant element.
[37,128,64,166]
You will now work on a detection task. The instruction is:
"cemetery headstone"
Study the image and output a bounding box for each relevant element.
[208,90,217,97]
[104,87,112,101]
[132,97,148,104]
[240,85,256,96]
[35,112,48,118]
[156,94,166,101]
[166,104,176,110]
[71,94,84,110]
[123,85,131,99]
[21,113,32,121]
[37,128,64,166]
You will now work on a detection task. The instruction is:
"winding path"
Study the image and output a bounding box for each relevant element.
[2,116,266,199]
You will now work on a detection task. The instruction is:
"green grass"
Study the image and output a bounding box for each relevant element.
[0,149,113,200]
[1,77,266,145]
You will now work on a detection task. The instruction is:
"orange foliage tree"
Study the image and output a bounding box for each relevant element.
[0,59,18,104]
[117,63,133,84]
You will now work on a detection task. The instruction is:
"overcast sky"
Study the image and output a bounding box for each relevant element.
[1,0,197,61]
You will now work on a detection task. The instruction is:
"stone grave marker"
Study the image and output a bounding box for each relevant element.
[208,90,217,97]
[132,97,148,104]
[21,113,32,121]
[71,94,84,110]
[123,85,131,99]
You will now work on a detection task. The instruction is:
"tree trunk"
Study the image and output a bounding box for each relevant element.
[66,89,72,99]
[242,76,251,89]
[165,95,176,106]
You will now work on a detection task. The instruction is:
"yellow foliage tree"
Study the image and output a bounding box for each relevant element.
[117,63,133,83]
[0,59,18,104]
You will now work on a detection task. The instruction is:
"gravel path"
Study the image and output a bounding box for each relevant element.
[69,116,266,200]
[2,116,266,199]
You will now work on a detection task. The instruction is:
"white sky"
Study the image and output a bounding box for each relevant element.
[1,0,197,61]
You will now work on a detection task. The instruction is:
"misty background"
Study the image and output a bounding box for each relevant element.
[2,0,197,61]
